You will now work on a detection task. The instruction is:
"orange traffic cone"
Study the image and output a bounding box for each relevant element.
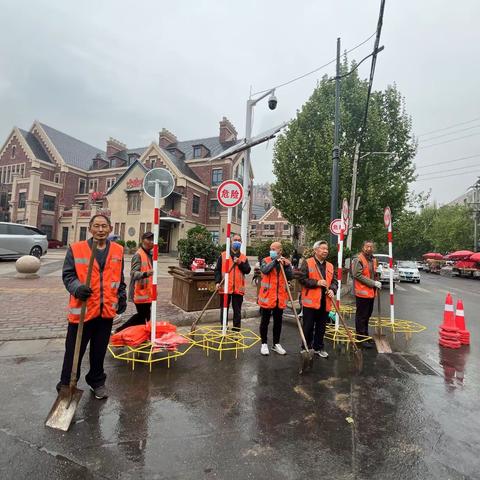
[455,299,470,346]
[439,293,461,349]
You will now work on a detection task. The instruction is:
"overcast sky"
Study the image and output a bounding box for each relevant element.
[1,0,479,204]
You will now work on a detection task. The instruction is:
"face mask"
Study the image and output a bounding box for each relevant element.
[270,250,278,259]
[232,241,242,251]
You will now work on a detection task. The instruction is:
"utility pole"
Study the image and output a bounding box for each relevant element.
[346,143,360,252]
[330,37,341,245]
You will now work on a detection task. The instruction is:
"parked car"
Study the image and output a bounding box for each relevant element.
[374,254,400,285]
[0,222,48,259]
[48,239,63,249]
[397,260,421,283]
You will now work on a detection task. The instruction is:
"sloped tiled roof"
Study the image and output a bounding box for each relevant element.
[18,129,52,163]
[162,149,201,182]
[172,136,238,160]
[40,123,105,170]
[252,204,267,220]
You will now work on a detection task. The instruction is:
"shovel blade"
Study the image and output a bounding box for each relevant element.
[45,386,83,431]
[299,350,314,374]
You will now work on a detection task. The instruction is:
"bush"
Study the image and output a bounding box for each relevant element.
[246,245,257,256]
[178,225,220,269]
[126,240,137,250]
[115,239,126,247]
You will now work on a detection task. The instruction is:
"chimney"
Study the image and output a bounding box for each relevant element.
[106,137,127,159]
[159,128,177,148]
[219,117,237,143]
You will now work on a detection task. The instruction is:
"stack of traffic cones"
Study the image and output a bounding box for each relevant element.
[454,299,470,345]
[439,293,461,349]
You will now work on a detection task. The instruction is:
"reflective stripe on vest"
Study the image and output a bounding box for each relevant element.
[67,241,123,323]
[354,253,377,299]
[257,256,288,310]
[300,257,334,311]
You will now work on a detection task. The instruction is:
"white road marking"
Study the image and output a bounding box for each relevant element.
[395,285,407,292]
[411,285,432,294]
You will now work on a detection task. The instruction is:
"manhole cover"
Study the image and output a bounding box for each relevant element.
[386,353,440,376]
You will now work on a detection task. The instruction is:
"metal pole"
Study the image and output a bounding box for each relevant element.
[150,180,160,344]
[240,100,253,255]
[335,222,345,331]
[222,207,233,335]
[387,216,395,325]
[330,37,341,245]
[346,143,360,252]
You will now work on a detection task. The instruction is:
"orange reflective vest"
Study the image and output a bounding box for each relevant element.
[67,240,124,323]
[134,248,152,304]
[301,257,334,310]
[257,257,288,310]
[221,251,247,295]
[354,252,378,299]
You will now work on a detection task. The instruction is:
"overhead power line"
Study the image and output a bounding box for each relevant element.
[251,30,377,95]
[416,153,480,170]
[418,131,480,149]
[416,170,480,181]
[417,116,480,137]
[417,162,480,178]
[418,124,480,143]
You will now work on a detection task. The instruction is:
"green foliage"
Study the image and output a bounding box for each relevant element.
[115,239,126,247]
[177,225,220,268]
[271,59,416,250]
[394,203,474,258]
[246,246,257,256]
[126,240,137,249]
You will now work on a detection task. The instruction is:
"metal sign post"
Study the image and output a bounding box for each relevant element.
[217,180,244,335]
[333,199,349,330]
[384,206,395,325]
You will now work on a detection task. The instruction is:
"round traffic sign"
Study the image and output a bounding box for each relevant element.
[216,180,244,208]
[143,168,175,199]
[384,206,392,228]
[329,219,344,235]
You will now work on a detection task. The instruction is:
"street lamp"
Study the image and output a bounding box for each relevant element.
[345,150,397,252]
[240,88,277,254]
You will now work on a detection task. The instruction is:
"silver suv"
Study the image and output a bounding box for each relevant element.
[0,222,48,259]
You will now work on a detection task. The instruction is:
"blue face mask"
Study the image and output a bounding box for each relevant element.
[232,241,242,251]
[270,250,278,259]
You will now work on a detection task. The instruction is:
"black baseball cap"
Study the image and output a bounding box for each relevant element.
[142,231,154,240]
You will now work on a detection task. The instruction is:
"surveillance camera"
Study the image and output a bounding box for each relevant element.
[268,92,277,110]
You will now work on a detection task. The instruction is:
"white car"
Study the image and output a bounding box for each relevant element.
[0,222,48,259]
[374,254,400,285]
[397,260,421,283]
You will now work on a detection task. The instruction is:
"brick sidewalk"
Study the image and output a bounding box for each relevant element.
[0,272,260,341]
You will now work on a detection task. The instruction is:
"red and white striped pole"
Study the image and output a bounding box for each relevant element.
[385,207,395,325]
[150,180,160,344]
[222,207,233,335]
[335,221,345,331]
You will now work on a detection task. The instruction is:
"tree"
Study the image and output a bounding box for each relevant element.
[177,225,220,268]
[271,58,416,250]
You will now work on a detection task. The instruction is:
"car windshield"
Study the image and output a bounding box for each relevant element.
[398,261,416,268]
[375,255,390,265]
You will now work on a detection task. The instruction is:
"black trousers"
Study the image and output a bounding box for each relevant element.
[115,302,151,333]
[260,307,284,344]
[355,296,375,336]
[302,306,329,350]
[60,316,113,388]
[219,293,243,329]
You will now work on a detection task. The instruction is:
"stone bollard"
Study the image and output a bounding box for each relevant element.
[15,255,41,279]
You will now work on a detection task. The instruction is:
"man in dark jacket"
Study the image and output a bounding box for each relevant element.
[59,214,126,399]
[214,234,251,330]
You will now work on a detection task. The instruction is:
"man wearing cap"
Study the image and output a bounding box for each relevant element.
[115,231,154,332]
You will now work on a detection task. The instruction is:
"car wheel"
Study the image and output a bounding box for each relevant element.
[30,246,42,258]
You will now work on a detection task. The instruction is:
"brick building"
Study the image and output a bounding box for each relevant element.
[0,118,250,252]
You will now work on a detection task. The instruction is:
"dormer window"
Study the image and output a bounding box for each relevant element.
[193,146,202,158]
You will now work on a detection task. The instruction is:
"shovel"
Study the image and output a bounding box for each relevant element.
[190,264,234,333]
[279,262,314,374]
[45,240,97,431]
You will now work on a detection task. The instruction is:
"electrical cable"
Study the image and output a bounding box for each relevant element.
[416,170,480,181]
[418,124,480,143]
[417,162,480,177]
[417,116,480,137]
[418,132,480,149]
[416,153,480,169]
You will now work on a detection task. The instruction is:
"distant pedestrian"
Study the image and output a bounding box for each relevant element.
[352,240,381,348]
[58,214,126,399]
[115,231,154,333]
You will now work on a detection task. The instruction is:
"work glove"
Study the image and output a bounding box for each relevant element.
[75,284,93,301]
[117,298,127,314]
[374,281,382,289]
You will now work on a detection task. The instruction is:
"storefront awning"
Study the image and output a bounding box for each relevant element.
[160,216,182,223]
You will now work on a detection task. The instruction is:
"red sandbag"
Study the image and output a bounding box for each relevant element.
[146,321,177,335]
[154,332,190,350]
[110,324,149,347]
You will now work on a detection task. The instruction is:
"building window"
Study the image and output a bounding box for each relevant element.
[42,195,56,211]
[89,179,98,192]
[211,231,219,245]
[106,177,116,190]
[284,224,290,230]
[127,192,141,213]
[212,168,223,186]
[18,192,26,209]
[251,224,256,230]
[54,173,60,184]
[209,200,219,216]
[192,194,200,215]
[11,145,16,159]
[193,146,202,158]
[79,227,87,241]
[78,178,87,194]
[0,163,26,184]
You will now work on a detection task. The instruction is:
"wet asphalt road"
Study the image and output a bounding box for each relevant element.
[0,272,479,480]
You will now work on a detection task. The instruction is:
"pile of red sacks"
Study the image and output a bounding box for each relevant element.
[110,321,188,349]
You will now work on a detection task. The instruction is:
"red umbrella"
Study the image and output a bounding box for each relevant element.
[469,252,480,262]
[445,250,474,260]
[422,252,444,260]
